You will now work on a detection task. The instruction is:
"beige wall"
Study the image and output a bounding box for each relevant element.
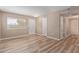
[0,11,34,38]
[47,12,60,39]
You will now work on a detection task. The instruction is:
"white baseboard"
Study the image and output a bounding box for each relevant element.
[46,36,60,40]
[36,34,60,40]
[60,34,71,40]
[0,34,71,41]
[0,34,30,41]
[35,34,45,36]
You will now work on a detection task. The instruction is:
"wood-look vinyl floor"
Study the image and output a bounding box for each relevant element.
[0,34,78,53]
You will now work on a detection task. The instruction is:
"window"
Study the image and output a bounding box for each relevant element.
[7,17,27,29]
[7,18,18,26]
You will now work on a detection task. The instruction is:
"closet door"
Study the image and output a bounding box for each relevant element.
[69,17,78,35]
[42,17,47,36]
[64,17,71,38]
[36,17,42,35]
[59,16,64,39]
[28,18,35,34]
[0,23,1,38]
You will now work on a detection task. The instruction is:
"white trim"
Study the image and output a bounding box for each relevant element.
[35,34,45,36]
[38,34,72,40]
[60,34,71,40]
[46,36,60,40]
[0,34,71,41]
[36,34,60,40]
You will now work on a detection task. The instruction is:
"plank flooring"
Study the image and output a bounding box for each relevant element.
[0,34,78,53]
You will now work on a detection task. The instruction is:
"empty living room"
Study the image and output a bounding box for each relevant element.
[0,6,79,53]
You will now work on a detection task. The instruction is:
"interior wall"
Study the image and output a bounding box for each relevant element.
[1,12,34,38]
[47,12,60,39]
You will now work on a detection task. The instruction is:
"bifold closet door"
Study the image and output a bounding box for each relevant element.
[0,13,2,38]
[35,17,42,35]
[59,16,64,39]
[59,16,71,39]
[28,18,35,34]
[69,17,78,35]
[64,17,71,38]
[0,16,1,38]
[42,17,47,36]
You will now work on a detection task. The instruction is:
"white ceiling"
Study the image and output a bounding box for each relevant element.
[0,6,70,17]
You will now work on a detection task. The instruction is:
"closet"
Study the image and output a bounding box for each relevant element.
[59,13,79,39]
